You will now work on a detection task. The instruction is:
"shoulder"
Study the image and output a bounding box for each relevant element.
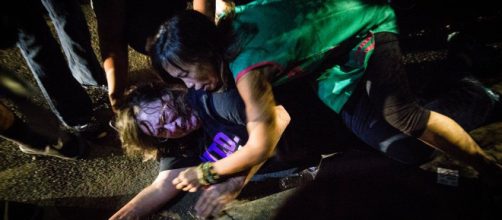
[188,88,246,125]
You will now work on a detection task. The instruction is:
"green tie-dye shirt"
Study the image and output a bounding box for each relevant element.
[229,0,398,112]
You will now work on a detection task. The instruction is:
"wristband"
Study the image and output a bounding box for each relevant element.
[199,162,221,185]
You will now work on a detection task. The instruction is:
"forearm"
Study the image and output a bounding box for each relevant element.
[240,106,289,184]
[111,185,175,219]
[213,121,277,175]
[111,169,184,219]
[103,51,128,110]
[94,0,128,110]
[214,69,289,176]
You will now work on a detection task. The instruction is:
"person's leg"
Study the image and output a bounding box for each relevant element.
[421,77,497,131]
[0,67,86,159]
[359,33,501,179]
[413,34,502,129]
[41,0,106,86]
[15,1,93,127]
[0,103,86,160]
[339,83,435,165]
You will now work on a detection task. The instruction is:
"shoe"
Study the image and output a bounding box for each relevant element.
[72,102,113,140]
[279,166,318,190]
[73,121,108,140]
[17,133,87,160]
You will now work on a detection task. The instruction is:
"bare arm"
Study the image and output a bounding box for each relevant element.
[193,0,214,19]
[109,168,185,220]
[93,0,128,112]
[193,105,290,218]
[173,99,289,193]
[172,69,288,193]
[212,70,281,175]
[193,0,234,23]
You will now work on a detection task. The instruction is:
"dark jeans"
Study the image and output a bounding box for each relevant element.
[339,33,495,165]
[0,66,63,140]
[14,0,105,126]
[41,0,106,86]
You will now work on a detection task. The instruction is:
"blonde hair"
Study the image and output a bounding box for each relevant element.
[114,82,201,161]
[115,103,159,160]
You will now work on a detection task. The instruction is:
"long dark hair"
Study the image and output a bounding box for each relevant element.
[150,10,234,88]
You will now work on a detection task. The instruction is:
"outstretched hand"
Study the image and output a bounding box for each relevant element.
[195,176,245,219]
[172,166,203,192]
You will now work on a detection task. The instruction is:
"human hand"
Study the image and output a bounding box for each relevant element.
[194,176,245,219]
[172,166,203,192]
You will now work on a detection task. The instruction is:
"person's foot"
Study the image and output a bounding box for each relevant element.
[73,121,108,140]
[279,166,318,190]
[72,102,113,140]
[17,133,87,160]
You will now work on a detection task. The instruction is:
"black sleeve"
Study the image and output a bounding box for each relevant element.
[187,88,247,125]
[157,130,207,172]
[210,89,247,125]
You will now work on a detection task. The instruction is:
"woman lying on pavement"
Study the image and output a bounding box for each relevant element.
[110,80,354,219]
[112,53,502,218]
[150,0,502,206]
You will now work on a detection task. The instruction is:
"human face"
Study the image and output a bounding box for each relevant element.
[163,61,221,91]
[135,93,200,139]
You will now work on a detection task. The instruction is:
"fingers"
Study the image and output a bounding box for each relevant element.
[173,177,198,192]
[183,183,197,192]
[172,168,201,192]
[188,187,198,193]
[172,177,185,189]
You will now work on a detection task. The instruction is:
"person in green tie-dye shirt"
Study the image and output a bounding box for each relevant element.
[150,0,502,208]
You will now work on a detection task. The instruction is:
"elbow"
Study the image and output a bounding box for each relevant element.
[248,138,277,164]
[262,146,276,160]
[275,105,291,128]
[258,106,290,160]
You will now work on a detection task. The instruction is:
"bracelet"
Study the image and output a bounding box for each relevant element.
[197,163,209,186]
[198,162,221,185]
